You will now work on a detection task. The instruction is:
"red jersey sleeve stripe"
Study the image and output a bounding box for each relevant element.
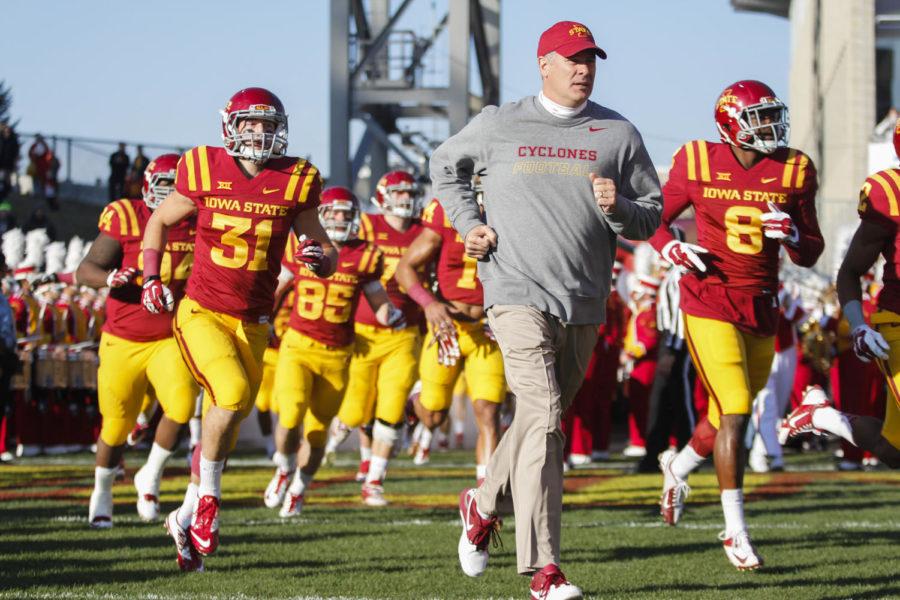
[871,172,900,216]
[109,201,129,237]
[120,200,141,237]
[283,160,305,201]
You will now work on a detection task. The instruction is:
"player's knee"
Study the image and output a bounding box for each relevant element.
[100,418,131,447]
[419,381,452,412]
[207,366,252,413]
[305,428,328,448]
[373,419,400,446]
[338,400,365,428]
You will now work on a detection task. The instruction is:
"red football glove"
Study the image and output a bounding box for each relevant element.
[294,235,329,275]
[851,324,890,363]
[760,202,799,245]
[107,267,139,288]
[661,240,708,273]
[141,276,174,314]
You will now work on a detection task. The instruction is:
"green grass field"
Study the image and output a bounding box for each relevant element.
[1,450,898,600]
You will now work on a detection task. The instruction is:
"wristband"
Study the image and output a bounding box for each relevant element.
[407,282,437,308]
[142,248,162,279]
[57,272,75,285]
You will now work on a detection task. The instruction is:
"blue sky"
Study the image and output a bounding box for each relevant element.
[0,0,789,183]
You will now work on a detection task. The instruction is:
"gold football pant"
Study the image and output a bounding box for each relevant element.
[869,310,900,449]
[254,346,280,413]
[173,296,269,418]
[683,313,775,429]
[419,319,505,411]
[337,324,420,427]
[273,329,352,448]
[98,332,198,447]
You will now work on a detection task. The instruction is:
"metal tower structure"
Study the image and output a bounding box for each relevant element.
[329,0,500,197]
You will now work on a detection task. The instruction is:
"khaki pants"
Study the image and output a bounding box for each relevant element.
[476,305,599,574]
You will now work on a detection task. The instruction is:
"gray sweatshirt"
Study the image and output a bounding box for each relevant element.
[429,95,662,325]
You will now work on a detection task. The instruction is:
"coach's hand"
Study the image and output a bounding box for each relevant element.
[590,173,617,214]
[141,276,174,314]
[464,225,497,260]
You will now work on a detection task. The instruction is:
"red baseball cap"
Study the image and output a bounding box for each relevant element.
[537,21,606,60]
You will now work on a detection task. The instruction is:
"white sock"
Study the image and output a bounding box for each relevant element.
[94,466,116,494]
[177,482,199,528]
[476,464,487,480]
[143,442,174,484]
[188,417,201,447]
[721,488,747,537]
[411,422,424,445]
[366,456,388,484]
[288,469,313,496]
[812,407,856,445]
[453,419,465,436]
[419,427,433,451]
[327,420,352,451]
[198,456,225,499]
[671,445,705,480]
[272,451,296,474]
[360,445,372,462]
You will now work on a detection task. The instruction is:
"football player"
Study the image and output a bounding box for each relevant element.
[141,87,335,570]
[649,80,824,570]
[328,170,425,505]
[75,154,198,529]
[395,197,505,483]
[263,186,403,516]
[254,284,295,459]
[780,119,900,470]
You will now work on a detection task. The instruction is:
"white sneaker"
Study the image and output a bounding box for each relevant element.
[659,449,690,526]
[361,481,388,507]
[458,488,500,577]
[88,487,113,529]
[133,465,161,522]
[530,564,583,599]
[622,444,647,458]
[413,447,430,465]
[568,453,591,466]
[719,530,763,571]
[264,469,291,509]
[279,492,304,518]
[748,448,769,473]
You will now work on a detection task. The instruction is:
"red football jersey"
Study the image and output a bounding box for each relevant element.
[650,140,823,335]
[99,198,196,342]
[175,145,321,322]
[421,199,483,305]
[857,168,900,315]
[353,212,424,328]
[284,236,383,347]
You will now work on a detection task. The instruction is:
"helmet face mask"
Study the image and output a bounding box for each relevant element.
[319,187,360,243]
[715,81,789,155]
[373,171,422,218]
[142,154,179,210]
[221,88,288,164]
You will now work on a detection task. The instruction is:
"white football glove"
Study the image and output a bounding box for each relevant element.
[661,240,708,273]
[760,201,799,245]
[141,277,174,314]
[851,324,890,363]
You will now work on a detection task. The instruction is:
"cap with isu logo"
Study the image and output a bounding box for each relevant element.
[537,21,606,59]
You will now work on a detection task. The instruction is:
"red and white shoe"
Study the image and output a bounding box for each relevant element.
[264,469,291,509]
[279,492,304,518]
[133,465,160,522]
[164,509,203,572]
[659,449,690,526]
[88,488,113,529]
[413,446,430,466]
[530,564,583,600]
[355,460,370,483]
[778,385,829,445]
[719,530,763,571]
[362,481,388,506]
[458,487,501,577]
[190,495,220,556]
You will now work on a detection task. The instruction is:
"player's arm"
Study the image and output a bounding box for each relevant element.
[75,233,130,289]
[291,209,337,278]
[780,160,825,266]
[837,220,890,324]
[396,228,457,332]
[141,191,195,313]
[272,266,294,313]
[360,280,402,328]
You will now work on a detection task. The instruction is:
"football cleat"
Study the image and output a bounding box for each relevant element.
[413,447,430,466]
[361,481,388,507]
[458,487,501,577]
[133,465,161,522]
[659,449,691,526]
[778,385,829,445]
[279,492,304,518]
[127,422,150,447]
[622,444,647,458]
[568,453,591,466]
[88,487,113,529]
[164,509,204,572]
[529,564,583,600]
[264,469,291,509]
[355,459,370,483]
[190,495,220,556]
[719,530,763,571]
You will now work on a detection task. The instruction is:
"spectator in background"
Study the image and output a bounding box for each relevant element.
[23,206,56,241]
[44,147,60,210]
[0,124,20,200]
[126,145,150,199]
[27,134,50,200]
[108,142,129,201]
[0,202,16,236]
[0,250,20,465]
